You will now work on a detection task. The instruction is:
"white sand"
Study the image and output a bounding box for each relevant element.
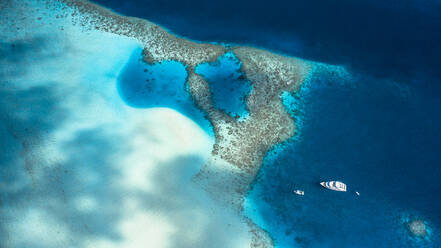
[0,2,254,247]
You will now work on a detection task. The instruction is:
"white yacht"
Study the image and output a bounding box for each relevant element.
[320,181,347,192]
[293,190,304,195]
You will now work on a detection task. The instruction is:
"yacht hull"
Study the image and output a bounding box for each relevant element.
[320,181,347,192]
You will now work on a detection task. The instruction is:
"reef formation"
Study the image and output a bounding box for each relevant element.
[409,220,428,237]
[1,0,313,246]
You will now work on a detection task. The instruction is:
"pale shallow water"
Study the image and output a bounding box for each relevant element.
[2,0,440,247]
[0,3,254,247]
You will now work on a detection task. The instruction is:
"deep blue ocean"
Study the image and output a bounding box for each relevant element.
[246,68,441,247]
[94,0,441,247]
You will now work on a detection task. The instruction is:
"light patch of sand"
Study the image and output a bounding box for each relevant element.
[0,3,256,247]
[6,208,72,247]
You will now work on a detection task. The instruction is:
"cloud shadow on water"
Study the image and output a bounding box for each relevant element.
[0,35,128,247]
[0,79,130,247]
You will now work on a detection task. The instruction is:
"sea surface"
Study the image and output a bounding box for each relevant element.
[117,48,214,135]
[3,0,439,247]
[91,0,441,247]
[195,51,252,120]
[245,68,441,247]
[93,0,441,81]
[1,2,256,247]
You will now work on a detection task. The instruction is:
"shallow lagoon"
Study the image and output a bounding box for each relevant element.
[117,48,214,135]
[195,51,252,120]
[0,3,255,247]
[2,0,440,247]
[72,1,441,247]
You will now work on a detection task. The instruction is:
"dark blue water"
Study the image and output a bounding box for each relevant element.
[246,69,441,247]
[92,0,441,246]
[195,51,252,119]
[117,47,213,135]
[93,0,441,83]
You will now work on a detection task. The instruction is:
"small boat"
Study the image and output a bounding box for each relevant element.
[355,191,360,196]
[293,190,304,195]
[320,181,347,192]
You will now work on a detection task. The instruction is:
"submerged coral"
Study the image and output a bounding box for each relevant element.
[409,220,427,237]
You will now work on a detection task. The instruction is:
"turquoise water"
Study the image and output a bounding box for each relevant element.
[88,1,441,247]
[108,2,441,246]
[117,48,214,135]
[3,0,439,247]
[195,51,252,120]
